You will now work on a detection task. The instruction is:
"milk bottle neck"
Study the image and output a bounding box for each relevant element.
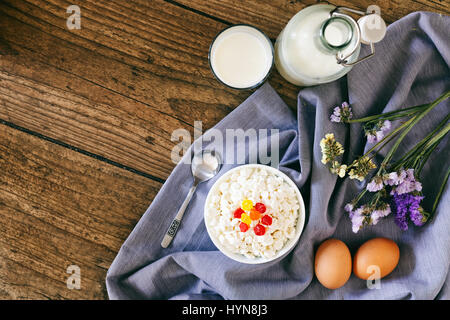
[318,16,355,54]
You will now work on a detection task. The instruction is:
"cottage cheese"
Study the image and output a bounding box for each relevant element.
[205,166,300,259]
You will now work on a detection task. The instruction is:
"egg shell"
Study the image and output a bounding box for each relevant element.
[353,237,400,280]
[314,239,352,290]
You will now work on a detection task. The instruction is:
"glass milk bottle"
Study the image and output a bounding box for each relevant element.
[275,4,386,86]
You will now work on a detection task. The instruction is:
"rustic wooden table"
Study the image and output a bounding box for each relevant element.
[0,0,448,299]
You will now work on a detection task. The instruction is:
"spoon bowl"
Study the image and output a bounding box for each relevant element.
[191,150,222,182]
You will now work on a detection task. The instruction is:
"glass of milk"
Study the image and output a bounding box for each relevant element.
[209,25,274,90]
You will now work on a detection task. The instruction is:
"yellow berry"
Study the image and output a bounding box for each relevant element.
[241,213,251,225]
[241,199,253,211]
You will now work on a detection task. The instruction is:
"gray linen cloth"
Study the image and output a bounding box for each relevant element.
[106,11,450,299]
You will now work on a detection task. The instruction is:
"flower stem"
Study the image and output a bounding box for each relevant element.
[391,113,450,171]
[345,118,415,172]
[368,121,415,162]
[412,123,450,171]
[416,139,442,174]
[363,117,416,159]
[380,90,450,168]
[353,189,368,206]
[419,122,450,153]
[346,104,427,123]
[430,166,450,219]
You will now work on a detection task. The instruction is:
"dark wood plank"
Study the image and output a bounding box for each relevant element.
[173,0,450,39]
[0,0,228,181]
[0,0,294,184]
[0,124,162,299]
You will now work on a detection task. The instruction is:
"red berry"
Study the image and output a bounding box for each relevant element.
[261,215,272,226]
[239,222,249,232]
[234,208,245,219]
[254,202,266,213]
[254,224,266,236]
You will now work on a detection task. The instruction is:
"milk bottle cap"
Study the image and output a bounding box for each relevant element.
[358,14,387,44]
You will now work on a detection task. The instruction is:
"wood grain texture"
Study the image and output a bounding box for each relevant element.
[0,0,448,300]
[0,0,300,181]
[172,0,450,39]
[0,0,230,181]
[0,124,161,299]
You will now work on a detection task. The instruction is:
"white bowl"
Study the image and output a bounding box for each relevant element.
[204,164,306,264]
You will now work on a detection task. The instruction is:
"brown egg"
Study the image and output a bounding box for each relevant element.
[314,239,352,289]
[353,237,400,280]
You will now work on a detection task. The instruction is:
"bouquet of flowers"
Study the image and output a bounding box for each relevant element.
[320,91,450,233]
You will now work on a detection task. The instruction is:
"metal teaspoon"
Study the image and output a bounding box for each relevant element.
[161,150,222,248]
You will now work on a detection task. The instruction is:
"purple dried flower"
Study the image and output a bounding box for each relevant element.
[414,181,422,192]
[383,171,401,186]
[366,176,384,192]
[391,193,409,230]
[398,169,407,181]
[370,204,391,225]
[346,201,393,232]
[330,102,352,123]
[330,107,341,123]
[367,134,377,144]
[395,210,409,230]
[406,169,415,180]
[381,120,391,132]
[376,130,384,141]
[365,120,392,144]
[395,181,413,195]
[391,192,425,231]
[410,208,425,226]
[351,208,365,233]
[390,168,422,195]
[346,205,370,233]
[344,203,354,213]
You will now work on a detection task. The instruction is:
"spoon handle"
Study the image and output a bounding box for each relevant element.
[161,184,197,248]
